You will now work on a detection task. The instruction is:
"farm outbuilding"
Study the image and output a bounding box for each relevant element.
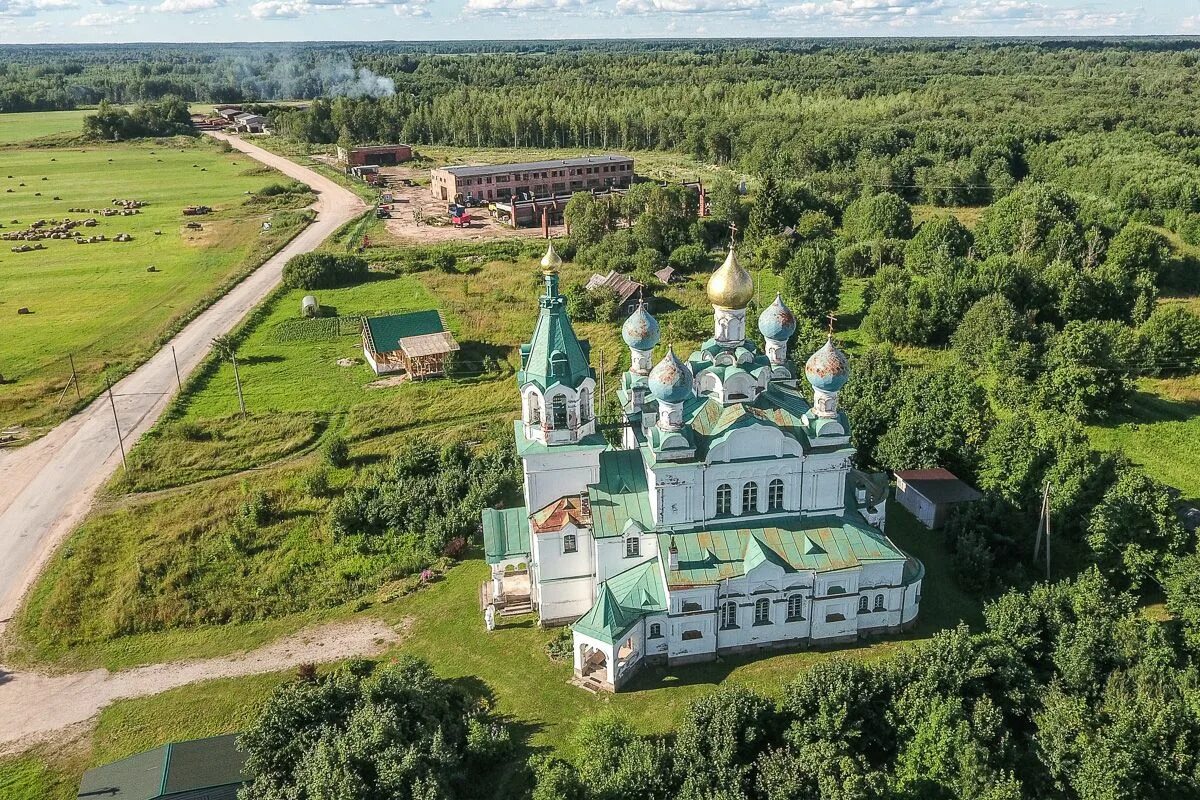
[362,309,459,379]
[337,144,413,167]
[77,734,248,800]
[894,468,983,529]
[585,270,644,312]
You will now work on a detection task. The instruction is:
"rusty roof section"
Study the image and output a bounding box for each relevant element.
[657,513,907,588]
[531,494,592,534]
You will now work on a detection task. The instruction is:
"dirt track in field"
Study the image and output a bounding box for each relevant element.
[0,618,406,754]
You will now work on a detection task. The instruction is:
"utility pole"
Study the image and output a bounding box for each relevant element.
[171,345,182,392]
[105,373,128,472]
[231,352,246,419]
[68,353,80,400]
[1033,482,1052,580]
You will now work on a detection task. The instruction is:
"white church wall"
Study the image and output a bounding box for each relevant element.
[594,536,659,585]
[802,455,851,515]
[532,523,594,584]
[645,614,669,656]
[522,450,601,514]
[538,576,595,624]
[902,580,922,624]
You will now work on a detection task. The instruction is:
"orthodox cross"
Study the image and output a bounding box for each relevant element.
[826,311,837,337]
[728,221,738,243]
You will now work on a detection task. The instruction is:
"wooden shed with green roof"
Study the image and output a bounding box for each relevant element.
[361,309,459,379]
[77,734,248,800]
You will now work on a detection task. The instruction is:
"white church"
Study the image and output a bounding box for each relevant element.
[482,242,923,692]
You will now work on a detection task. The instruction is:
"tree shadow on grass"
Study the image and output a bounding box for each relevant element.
[240,354,285,366]
[1094,387,1200,429]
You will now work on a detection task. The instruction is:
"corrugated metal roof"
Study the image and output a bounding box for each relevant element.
[77,734,247,800]
[482,506,530,564]
[364,309,447,354]
[439,154,632,178]
[658,514,906,588]
[588,449,653,539]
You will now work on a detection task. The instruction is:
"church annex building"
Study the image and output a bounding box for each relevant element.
[482,242,924,692]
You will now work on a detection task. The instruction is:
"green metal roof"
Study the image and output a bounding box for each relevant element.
[658,513,909,588]
[482,506,530,564]
[364,309,446,352]
[588,449,654,539]
[517,288,593,391]
[77,734,247,800]
[572,558,666,644]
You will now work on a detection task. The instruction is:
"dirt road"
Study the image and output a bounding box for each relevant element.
[0,132,367,628]
[0,618,405,753]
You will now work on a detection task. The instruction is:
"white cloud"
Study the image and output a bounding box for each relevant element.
[946,0,1136,27]
[251,0,427,16]
[463,0,587,14]
[777,0,944,25]
[0,0,75,16]
[75,9,133,23]
[156,0,224,11]
[1183,14,1200,31]
[616,0,763,13]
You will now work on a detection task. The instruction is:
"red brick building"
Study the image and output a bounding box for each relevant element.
[430,155,634,202]
[337,144,413,167]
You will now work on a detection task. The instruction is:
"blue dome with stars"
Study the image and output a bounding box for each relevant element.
[758,294,797,341]
[648,346,694,404]
[622,301,660,350]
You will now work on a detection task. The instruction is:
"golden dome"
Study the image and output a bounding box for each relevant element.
[540,241,563,273]
[706,246,754,310]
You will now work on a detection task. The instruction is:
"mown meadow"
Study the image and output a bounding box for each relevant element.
[0,128,313,436]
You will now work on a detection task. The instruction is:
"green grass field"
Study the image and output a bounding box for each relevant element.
[0,136,313,436]
[0,110,92,145]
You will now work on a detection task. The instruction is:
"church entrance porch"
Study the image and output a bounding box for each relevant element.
[481,563,532,618]
[572,639,615,692]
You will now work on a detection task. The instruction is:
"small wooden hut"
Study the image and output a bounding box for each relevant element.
[362,309,459,379]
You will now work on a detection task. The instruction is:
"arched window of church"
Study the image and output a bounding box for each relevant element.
[550,350,569,381]
[551,395,568,429]
[874,594,885,612]
[858,595,870,614]
[563,534,577,554]
[528,393,541,424]
[649,623,662,639]
[768,479,784,511]
[578,387,591,422]
[720,601,738,629]
[742,482,758,515]
[787,594,804,620]
[716,484,732,516]
[754,598,771,624]
[625,536,640,558]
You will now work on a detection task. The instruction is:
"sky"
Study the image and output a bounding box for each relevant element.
[0,0,1195,44]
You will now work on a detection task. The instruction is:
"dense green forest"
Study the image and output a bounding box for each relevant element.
[8,40,1200,221]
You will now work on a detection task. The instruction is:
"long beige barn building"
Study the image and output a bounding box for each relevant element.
[431,155,634,202]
